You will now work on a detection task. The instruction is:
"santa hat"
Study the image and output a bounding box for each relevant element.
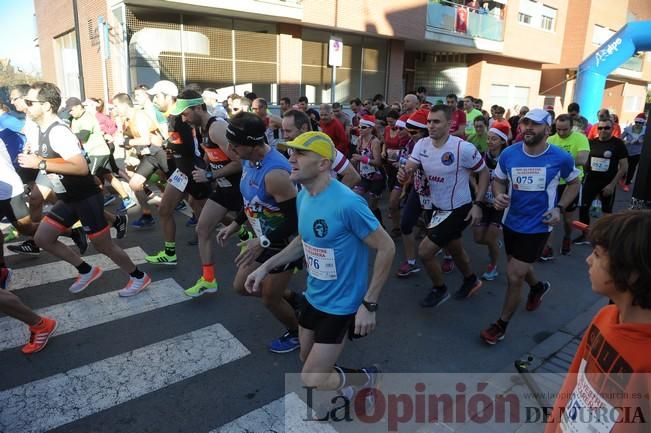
[406,108,429,129]
[396,113,410,129]
[634,113,647,123]
[489,124,509,143]
[360,114,376,127]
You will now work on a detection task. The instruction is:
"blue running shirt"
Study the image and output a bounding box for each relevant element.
[298,180,380,315]
[494,142,579,234]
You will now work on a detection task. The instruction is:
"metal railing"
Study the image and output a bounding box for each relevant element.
[426,0,505,42]
[618,56,643,72]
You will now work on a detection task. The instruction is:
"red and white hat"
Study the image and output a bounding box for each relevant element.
[634,112,647,123]
[406,108,429,129]
[396,113,410,129]
[489,123,510,142]
[360,114,376,128]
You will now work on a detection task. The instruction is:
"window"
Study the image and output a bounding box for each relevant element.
[518,13,532,24]
[490,84,529,109]
[592,24,615,46]
[54,31,81,98]
[490,84,509,108]
[540,5,556,31]
[624,95,643,112]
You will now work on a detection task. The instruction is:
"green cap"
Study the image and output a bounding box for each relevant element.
[169,97,204,116]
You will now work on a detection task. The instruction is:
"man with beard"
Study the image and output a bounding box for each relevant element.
[481,109,580,345]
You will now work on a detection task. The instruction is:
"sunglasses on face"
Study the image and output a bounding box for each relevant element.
[598,126,612,130]
[24,99,45,107]
[360,126,370,129]
[635,121,644,125]
[407,130,420,135]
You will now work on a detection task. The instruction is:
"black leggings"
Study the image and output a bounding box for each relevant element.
[626,154,640,185]
[579,180,615,224]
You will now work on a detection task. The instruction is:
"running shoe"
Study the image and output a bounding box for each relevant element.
[132,214,155,229]
[526,281,552,311]
[441,256,455,274]
[480,322,506,345]
[70,227,88,254]
[453,275,482,299]
[538,246,555,262]
[396,261,421,278]
[3,227,18,242]
[175,201,187,211]
[118,273,152,297]
[0,267,12,289]
[185,214,198,227]
[561,237,571,256]
[359,364,382,410]
[7,239,40,256]
[103,194,116,207]
[117,197,137,213]
[22,316,58,354]
[69,266,103,294]
[269,330,300,353]
[113,214,128,239]
[145,250,177,265]
[572,234,590,245]
[481,264,499,281]
[419,286,450,308]
[184,277,218,298]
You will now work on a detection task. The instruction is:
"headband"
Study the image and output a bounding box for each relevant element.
[226,123,266,146]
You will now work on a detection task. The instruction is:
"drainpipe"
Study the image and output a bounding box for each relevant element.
[72,0,85,99]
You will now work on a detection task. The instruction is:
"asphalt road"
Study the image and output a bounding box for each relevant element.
[0,190,630,433]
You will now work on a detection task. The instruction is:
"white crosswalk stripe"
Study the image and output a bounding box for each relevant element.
[0,323,250,433]
[0,278,188,351]
[7,246,147,291]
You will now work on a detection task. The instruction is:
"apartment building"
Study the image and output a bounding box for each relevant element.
[34,0,650,122]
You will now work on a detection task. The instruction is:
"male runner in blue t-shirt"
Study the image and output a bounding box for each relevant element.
[245,131,395,400]
[481,109,580,345]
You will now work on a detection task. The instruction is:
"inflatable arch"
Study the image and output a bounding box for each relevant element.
[574,20,651,123]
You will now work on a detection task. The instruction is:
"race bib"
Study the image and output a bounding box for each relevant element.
[511,167,546,192]
[168,168,188,192]
[590,157,611,172]
[560,360,618,433]
[216,177,232,188]
[360,162,376,176]
[427,210,452,228]
[419,194,433,209]
[302,241,337,280]
[46,173,67,194]
[386,149,400,162]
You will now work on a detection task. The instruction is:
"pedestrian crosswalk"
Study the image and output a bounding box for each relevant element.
[0,240,339,433]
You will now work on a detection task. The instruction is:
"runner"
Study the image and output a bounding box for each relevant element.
[473,124,508,281]
[280,109,360,188]
[480,109,580,345]
[382,109,406,237]
[244,131,395,400]
[351,114,385,224]
[18,81,151,297]
[0,136,57,353]
[398,104,488,307]
[181,98,243,297]
[216,111,301,353]
[144,87,212,265]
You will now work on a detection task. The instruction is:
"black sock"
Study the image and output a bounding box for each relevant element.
[77,262,92,274]
[130,268,144,279]
[497,318,509,330]
[530,281,544,292]
[287,329,298,337]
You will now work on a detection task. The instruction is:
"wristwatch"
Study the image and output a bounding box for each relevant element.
[555,204,565,213]
[362,300,379,312]
[205,170,214,181]
[38,159,47,171]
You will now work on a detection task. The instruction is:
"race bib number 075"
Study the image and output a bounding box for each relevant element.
[511,167,546,192]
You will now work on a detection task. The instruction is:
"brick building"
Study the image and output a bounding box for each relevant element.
[34,0,651,123]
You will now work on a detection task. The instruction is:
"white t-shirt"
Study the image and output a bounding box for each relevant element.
[409,135,485,210]
[22,118,39,154]
[0,138,25,200]
[40,121,84,160]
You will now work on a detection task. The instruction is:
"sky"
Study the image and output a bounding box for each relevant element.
[0,0,42,74]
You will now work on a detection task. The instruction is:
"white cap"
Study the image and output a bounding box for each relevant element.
[146,80,178,97]
[523,108,552,126]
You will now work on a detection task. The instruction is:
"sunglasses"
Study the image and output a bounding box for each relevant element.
[24,99,45,107]
[635,121,644,125]
[360,126,371,129]
[597,126,612,130]
[407,129,420,135]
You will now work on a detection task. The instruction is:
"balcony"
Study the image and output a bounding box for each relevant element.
[619,56,643,72]
[426,0,504,50]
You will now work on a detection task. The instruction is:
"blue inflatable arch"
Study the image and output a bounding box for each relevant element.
[574,21,651,123]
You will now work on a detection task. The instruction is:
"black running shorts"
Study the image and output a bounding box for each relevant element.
[426,203,472,248]
[44,193,109,238]
[503,226,550,264]
[298,298,356,345]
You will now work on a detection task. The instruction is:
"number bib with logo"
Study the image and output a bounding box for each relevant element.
[168,168,189,192]
[419,194,433,210]
[511,167,546,192]
[46,173,67,194]
[302,241,337,280]
[427,210,452,228]
[216,177,232,188]
[590,157,610,172]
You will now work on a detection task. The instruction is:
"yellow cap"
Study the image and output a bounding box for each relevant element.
[285,131,336,161]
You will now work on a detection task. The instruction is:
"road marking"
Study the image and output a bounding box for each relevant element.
[0,323,250,433]
[7,247,147,291]
[213,392,340,433]
[0,278,188,351]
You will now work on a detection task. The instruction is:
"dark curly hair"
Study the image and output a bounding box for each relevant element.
[589,211,651,309]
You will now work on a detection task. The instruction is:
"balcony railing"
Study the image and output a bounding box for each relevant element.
[426,0,505,42]
[619,56,643,72]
